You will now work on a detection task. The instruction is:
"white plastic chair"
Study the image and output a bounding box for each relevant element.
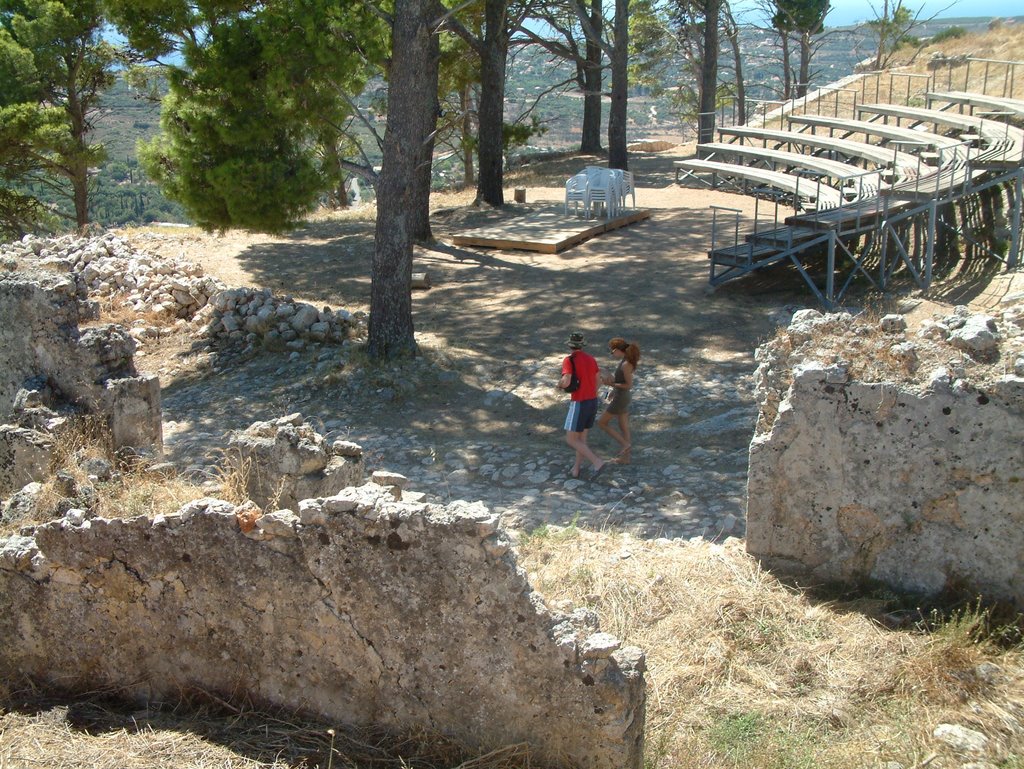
[619,170,636,208]
[584,167,620,219]
[565,172,590,218]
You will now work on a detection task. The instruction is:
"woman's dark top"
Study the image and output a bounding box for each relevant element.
[606,360,632,415]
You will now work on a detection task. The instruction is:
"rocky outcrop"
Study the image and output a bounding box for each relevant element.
[747,300,1024,605]
[225,414,365,511]
[0,486,646,769]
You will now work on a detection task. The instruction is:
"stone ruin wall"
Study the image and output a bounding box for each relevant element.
[0,231,363,497]
[746,303,1024,605]
[0,232,646,767]
[0,484,646,769]
[0,266,161,496]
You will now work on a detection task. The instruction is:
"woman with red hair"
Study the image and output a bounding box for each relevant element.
[599,338,640,463]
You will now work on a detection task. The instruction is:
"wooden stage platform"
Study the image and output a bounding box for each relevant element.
[451,206,651,253]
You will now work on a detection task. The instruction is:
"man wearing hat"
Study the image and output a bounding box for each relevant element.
[558,332,608,480]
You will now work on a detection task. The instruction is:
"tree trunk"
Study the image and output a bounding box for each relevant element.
[579,0,603,154]
[410,23,440,244]
[797,32,812,97]
[368,0,440,360]
[723,6,746,125]
[780,32,792,100]
[475,0,508,206]
[461,84,476,187]
[67,89,90,230]
[321,139,349,209]
[607,0,628,169]
[697,0,721,145]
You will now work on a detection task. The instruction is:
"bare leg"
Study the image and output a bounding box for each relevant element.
[599,409,630,456]
[566,430,604,475]
[617,413,632,463]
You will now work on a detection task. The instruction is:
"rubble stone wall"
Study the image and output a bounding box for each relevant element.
[1,263,162,461]
[746,306,1024,605]
[0,269,88,416]
[0,487,646,769]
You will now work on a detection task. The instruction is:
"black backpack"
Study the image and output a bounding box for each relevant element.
[562,352,581,393]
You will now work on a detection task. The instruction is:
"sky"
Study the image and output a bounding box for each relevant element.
[824,0,1024,26]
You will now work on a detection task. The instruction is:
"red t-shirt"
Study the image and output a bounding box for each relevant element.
[562,350,600,401]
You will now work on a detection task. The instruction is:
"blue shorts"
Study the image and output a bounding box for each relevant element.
[564,398,599,432]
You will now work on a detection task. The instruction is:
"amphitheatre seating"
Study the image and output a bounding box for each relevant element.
[787,114,962,151]
[856,103,1024,163]
[925,91,1024,121]
[675,158,844,209]
[857,103,1024,144]
[693,143,884,196]
[717,125,921,177]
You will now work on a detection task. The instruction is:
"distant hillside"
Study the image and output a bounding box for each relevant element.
[63,15,1024,229]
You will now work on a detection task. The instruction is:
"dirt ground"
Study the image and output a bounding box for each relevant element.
[120,145,1021,519]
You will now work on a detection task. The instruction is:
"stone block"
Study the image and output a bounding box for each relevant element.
[0,425,54,497]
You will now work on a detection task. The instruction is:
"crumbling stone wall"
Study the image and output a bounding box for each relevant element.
[0,265,161,482]
[746,304,1024,605]
[0,484,646,769]
[225,415,365,511]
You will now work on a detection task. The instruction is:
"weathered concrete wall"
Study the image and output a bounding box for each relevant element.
[746,305,1024,605]
[0,484,646,768]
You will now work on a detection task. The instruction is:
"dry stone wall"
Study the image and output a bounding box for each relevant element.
[225,414,365,511]
[0,484,646,768]
[746,300,1024,605]
[0,233,362,357]
[0,262,162,487]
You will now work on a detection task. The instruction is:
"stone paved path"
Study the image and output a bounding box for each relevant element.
[159,339,759,540]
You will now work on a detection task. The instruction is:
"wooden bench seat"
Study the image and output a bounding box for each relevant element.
[856,103,1024,160]
[696,142,881,184]
[925,91,1024,120]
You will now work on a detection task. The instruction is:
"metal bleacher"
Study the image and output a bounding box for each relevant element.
[685,76,1024,307]
[674,158,845,209]
[786,113,963,150]
[925,90,1024,121]
[715,125,922,178]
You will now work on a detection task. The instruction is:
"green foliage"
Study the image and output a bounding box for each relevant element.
[1,0,123,230]
[866,1,923,68]
[918,599,1024,650]
[503,115,547,152]
[930,25,967,43]
[628,0,674,91]
[772,0,829,35]
[107,0,386,234]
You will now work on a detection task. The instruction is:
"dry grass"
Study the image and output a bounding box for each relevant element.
[518,526,1024,769]
[0,416,208,535]
[0,689,532,769]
